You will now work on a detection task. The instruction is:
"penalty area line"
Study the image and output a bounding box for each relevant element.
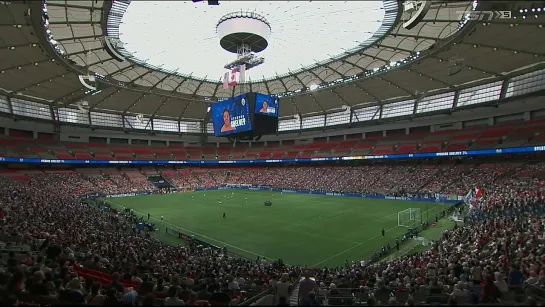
[312,224,399,267]
[312,203,445,267]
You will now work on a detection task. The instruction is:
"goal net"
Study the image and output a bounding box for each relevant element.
[398,208,422,227]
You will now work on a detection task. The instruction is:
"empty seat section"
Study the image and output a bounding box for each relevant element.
[152,148,172,159]
[396,142,417,154]
[285,151,298,158]
[479,126,513,138]
[257,151,272,159]
[298,149,314,158]
[335,140,358,153]
[371,144,394,155]
[352,143,374,155]
[170,150,186,159]
[271,151,284,159]
[185,148,202,159]
[94,153,112,160]
[217,146,232,157]
[528,134,545,145]
[444,129,482,151]
[52,149,74,160]
[419,140,444,152]
[111,146,133,160]
[473,138,499,148]
[424,130,456,141]
[74,150,94,160]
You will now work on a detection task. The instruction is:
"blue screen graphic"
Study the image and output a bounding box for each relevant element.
[254,93,279,117]
[211,93,252,136]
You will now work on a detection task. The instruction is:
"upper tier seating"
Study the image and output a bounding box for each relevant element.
[1,120,545,161]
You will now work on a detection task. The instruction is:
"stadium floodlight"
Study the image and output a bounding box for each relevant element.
[398,208,421,228]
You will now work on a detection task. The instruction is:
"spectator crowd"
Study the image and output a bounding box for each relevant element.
[0,161,544,306]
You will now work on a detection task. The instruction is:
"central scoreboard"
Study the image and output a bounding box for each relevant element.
[210,92,279,138]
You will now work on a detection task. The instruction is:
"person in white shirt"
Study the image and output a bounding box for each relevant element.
[276,273,292,303]
[427,262,437,278]
[451,282,469,302]
[164,286,185,306]
[494,272,509,293]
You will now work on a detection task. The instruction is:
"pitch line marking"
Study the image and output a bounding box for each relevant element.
[111,203,273,261]
[282,228,361,245]
[312,204,444,267]
[311,224,399,267]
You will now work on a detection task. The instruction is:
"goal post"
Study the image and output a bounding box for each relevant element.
[398,208,422,227]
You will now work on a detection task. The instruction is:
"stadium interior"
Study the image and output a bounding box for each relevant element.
[1,0,545,306]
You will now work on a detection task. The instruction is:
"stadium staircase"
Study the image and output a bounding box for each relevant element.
[161,174,177,188]
[289,284,300,306]
[438,164,474,193]
[191,170,203,185]
[417,164,455,192]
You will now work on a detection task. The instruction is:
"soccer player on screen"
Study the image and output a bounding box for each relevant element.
[220,109,235,132]
[260,100,269,113]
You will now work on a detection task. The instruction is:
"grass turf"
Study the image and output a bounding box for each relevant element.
[105,189,449,268]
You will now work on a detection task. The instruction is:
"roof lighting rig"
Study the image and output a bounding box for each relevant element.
[515,4,545,19]
[41,1,65,56]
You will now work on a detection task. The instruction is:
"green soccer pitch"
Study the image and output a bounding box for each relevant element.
[104,190,449,268]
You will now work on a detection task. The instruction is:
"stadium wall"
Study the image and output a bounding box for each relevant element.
[81,188,460,205]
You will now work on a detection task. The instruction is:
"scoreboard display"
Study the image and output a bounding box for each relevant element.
[254,93,278,117]
[211,93,252,137]
[211,92,278,137]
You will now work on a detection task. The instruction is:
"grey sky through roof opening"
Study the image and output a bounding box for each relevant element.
[118,1,386,82]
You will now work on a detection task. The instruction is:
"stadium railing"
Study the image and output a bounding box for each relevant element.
[237,289,273,306]
[315,285,536,306]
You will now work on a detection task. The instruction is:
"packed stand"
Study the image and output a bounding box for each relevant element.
[0,161,544,306]
[0,173,301,306]
[310,215,544,305]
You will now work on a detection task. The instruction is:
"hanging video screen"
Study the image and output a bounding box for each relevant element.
[211,93,252,137]
[254,93,279,117]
